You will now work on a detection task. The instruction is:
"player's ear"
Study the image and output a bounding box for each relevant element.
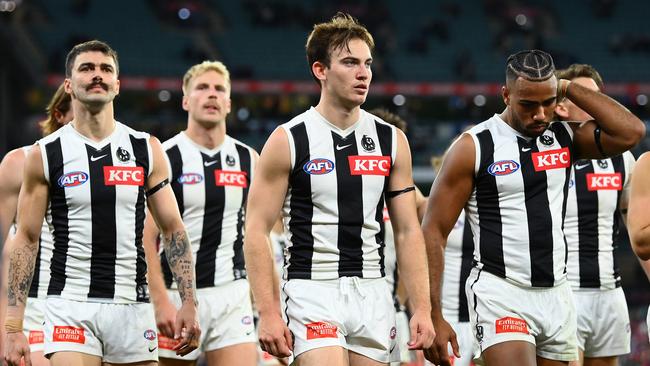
[312,61,327,83]
[182,95,190,112]
[555,101,570,119]
[501,85,510,106]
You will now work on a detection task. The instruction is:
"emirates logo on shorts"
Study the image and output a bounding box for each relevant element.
[158,335,181,350]
[305,321,338,340]
[53,326,86,343]
[29,330,44,345]
[495,317,529,334]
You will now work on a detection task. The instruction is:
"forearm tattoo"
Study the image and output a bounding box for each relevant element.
[162,231,197,304]
[7,243,38,307]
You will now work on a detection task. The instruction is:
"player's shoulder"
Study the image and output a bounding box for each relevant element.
[279,109,313,131]
[227,135,257,154]
[116,121,150,140]
[0,145,29,173]
[161,132,184,150]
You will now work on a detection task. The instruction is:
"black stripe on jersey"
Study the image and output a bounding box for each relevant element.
[333,131,364,277]
[611,155,624,288]
[195,151,224,288]
[575,160,599,288]
[375,121,392,277]
[518,137,554,287]
[459,220,474,322]
[47,138,70,296]
[287,123,314,279]
[131,136,149,301]
[161,145,184,288]
[475,130,505,278]
[28,237,43,298]
[87,144,117,299]
[232,144,251,280]
[551,123,574,275]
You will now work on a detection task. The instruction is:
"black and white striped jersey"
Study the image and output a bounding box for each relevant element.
[442,210,474,323]
[382,207,399,301]
[466,115,574,288]
[564,152,635,290]
[38,122,152,303]
[13,146,55,299]
[280,107,397,280]
[160,132,256,288]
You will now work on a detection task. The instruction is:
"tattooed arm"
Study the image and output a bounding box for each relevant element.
[4,146,49,366]
[146,136,199,356]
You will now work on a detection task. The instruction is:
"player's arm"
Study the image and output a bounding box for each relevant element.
[562,80,646,159]
[387,130,435,350]
[142,211,178,338]
[4,146,49,366]
[244,128,292,357]
[0,148,26,243]
[414,186,427,222]
[421,134,475,365]
[628,152,650,260]
[145,136,199,356]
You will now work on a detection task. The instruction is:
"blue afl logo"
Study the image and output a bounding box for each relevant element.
[303,158,335,175]
[58,171,89,187]
[143,329,157,340]
[177,173,204,185]
[487,160,520,176]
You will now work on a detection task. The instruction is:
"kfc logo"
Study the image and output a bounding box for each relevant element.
[348,156,391,176]
[532,148,571,171]
[215,170,247,187]
[104,166,145,186]
[587,173,622,191]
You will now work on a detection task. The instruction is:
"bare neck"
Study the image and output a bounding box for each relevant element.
[315,94,361,130]
[70,102,116,142]
[184,119,227,150]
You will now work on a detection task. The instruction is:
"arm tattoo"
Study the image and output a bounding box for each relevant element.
[7,242,38,307]
[162,230,197,304]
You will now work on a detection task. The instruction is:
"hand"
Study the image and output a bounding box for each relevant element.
[258,312,292,358]
[154,299,178,339]
[407,309,435,350]
[423,316,459,366]
[172,301,200,356]
[4,332,30,366]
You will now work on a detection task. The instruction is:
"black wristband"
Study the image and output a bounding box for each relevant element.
[387,186,415,199]
[594,127,606,158]
[146,178,169,196]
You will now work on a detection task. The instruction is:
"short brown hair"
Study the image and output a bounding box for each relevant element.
[65,40,119,77]
[40,84,71,136]
[305,12,374,85]
[368,108,407,132]
[555,64,604,89]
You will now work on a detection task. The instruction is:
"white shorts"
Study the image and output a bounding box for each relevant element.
[24,298,46,353]
[391,309,415,365]
[466,268,578,362]
[281,277,398,363]
[573,287,630,357]
[158,279,256,360]
[44,297,158,363]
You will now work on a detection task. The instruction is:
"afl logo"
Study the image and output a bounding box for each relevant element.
[177,173,203,185]
[58,171,89,187]
[143,329,157,341]
[303,158,335,175]
[487,160,520,176]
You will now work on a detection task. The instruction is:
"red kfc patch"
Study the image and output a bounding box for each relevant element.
[495,317,529,334]
[306,321,338,340]
[214,170,248,187]
[586,173,622,191]
[348,156,391,176]
[53,326,85,343]
[532,148,571,172]
[103,166,145,186]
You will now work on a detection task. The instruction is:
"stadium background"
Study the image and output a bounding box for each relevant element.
[0,0,648,363]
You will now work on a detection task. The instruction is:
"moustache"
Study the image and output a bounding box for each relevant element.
[86,82,109,91]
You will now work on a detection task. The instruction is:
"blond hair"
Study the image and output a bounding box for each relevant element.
[39,84,71,136]
[182,61,231,95]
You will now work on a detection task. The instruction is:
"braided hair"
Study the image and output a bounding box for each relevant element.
[505,50,555,84]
